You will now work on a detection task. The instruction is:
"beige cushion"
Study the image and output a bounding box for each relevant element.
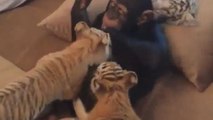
[164,0,213,91]
[0,56,25,88]
[37,0,76,41]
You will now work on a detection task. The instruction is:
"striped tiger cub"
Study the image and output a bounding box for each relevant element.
[0,21,111,120]
[62,62,141,120]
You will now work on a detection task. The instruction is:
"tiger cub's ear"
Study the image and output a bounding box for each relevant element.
[102,33,111,45]
[75,21,89,32]
[91,78,101,94]
[90,28,111,46]
[123,71,138,89]
[75,21,90,39]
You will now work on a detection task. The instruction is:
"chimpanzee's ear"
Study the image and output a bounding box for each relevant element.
[137,10,154,25]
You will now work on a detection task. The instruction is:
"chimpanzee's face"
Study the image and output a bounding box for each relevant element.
[102,0,128,30]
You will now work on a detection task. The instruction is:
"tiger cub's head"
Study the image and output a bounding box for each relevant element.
[90,62,138,98]
[74,21,111,65]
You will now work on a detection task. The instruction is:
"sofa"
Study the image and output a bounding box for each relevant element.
[0,0,213,120]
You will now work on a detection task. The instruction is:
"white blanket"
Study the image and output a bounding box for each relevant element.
[0,0,27,12]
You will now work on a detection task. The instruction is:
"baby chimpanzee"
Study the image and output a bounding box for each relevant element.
[72,0,169,103]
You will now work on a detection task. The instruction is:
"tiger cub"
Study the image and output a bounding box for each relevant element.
[68,62,141,120]
[0,22,111,120]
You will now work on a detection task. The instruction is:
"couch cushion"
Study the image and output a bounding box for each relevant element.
[37,0,75,41]
[164,0,213,91]
[135,72,213,120]
[0,0,69,71]
[0,56,25,88]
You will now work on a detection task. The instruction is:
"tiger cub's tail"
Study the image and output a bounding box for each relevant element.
[73,98,88,120]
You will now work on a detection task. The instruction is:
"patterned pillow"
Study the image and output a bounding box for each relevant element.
[151,0,199,26]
